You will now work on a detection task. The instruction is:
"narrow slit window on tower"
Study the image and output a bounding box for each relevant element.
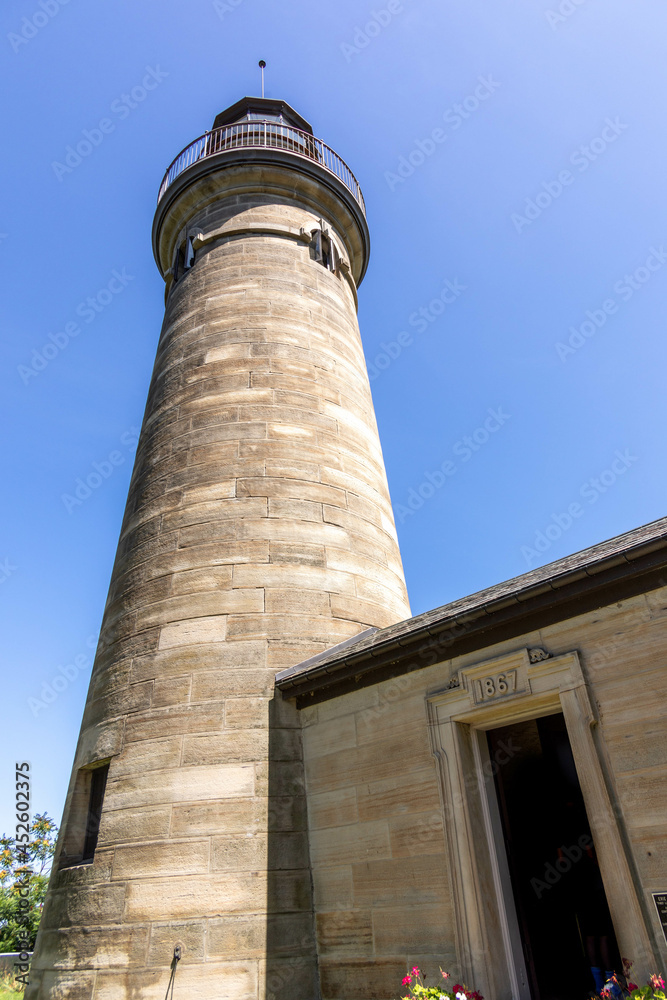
[184,236,195,271]
[59,761,110,869]
[312,228,338,273]
[172,244,183,284]
[82,763,109,862]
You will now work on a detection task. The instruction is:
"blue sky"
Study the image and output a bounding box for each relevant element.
[1,0,666,835]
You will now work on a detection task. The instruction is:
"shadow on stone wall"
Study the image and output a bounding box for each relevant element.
[266,693,320,1000]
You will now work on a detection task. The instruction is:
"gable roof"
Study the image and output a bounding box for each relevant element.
[276,515,667,704]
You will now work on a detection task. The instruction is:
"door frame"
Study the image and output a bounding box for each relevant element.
[426,647,658,1000]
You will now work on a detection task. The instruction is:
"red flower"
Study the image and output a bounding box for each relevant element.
[402,976,413,986]
[628,983,638,992]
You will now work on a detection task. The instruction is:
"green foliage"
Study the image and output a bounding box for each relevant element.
[0,969,24,998]
[0,814,58,953]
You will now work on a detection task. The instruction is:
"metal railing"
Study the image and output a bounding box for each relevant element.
[157,120,366,216]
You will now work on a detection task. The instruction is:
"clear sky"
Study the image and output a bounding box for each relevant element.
[1,0,666,836]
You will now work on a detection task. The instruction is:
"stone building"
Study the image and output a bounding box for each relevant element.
[27,96,667,1000]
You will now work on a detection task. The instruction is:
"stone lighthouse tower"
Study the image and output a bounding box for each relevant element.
[28,95,411,999]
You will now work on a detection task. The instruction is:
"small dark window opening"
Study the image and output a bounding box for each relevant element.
[59,761,110,869]
[172,245,183,284]
[313,228,339,273]
[82,763,109,862]
[184,236,195,270]
[172,239,194,287]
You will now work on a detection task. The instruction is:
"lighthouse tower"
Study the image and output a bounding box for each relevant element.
[27,95,411,1000]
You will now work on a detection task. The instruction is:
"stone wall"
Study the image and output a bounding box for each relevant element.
[300,586,667,999]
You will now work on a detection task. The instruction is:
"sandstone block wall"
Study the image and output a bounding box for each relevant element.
[299,587,667,999]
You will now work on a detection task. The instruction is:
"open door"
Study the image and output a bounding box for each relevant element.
[486,714,620,999]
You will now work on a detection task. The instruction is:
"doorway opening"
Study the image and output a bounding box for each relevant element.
[487,713,621,1000]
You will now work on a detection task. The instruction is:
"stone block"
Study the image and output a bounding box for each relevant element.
[74,720,125,769]
[162,497,268,533]
[232,563,355,595]
[306,729,432,792]
[124,705,224,742]
[356,768,442,822]
[158,616,227,649]
[308,787,358,830]
[210,834,268,872]
[313,865,354,910]
[191,668,276,702]
[355,692,428,746]
[330,593,397,629]
[316,910,373,956]
[171,797,264,837]
[226,613,357,643]
[352,855,449,907]
[42,884,127,928]
[266,868,314,913]
[236,516,349,548]
[255,759,305,798]
[238,477,344,506]
[261,955,319,1000]
[225,697,270,729]
[190,405,239,428]
[215,832,310,872]
[310,821,391,868]
[267,794,309,832]
[105,763,254,810]
[169,566,233,596]
[265,589,331,615]
[37,925,150,970]
[140,961,259,1000]
[152,675,192,709]
[265,458,321,481]
[269,540,326,567]
[372,904,452,955]
[267,498,323,522]
[314,684,379,724]
[302,714,357,758]
[266,640,327,671]
[181,729,269,765]
[112,839,210,879]
[207,914,265,959]
[124,873,268,921]
[146,921,205,965]
[319,959,405,1000]
[98,807,172,845]
[139,590,262,631]
[31,970,96,1000]
[132,640,267,683]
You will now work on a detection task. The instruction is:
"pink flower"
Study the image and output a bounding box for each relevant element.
[649,974,665,990]
[441,972,450,979]
[402,976,413,986]
[411,967,421,976]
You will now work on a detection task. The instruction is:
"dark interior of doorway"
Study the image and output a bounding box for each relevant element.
[487,713,620,1000]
